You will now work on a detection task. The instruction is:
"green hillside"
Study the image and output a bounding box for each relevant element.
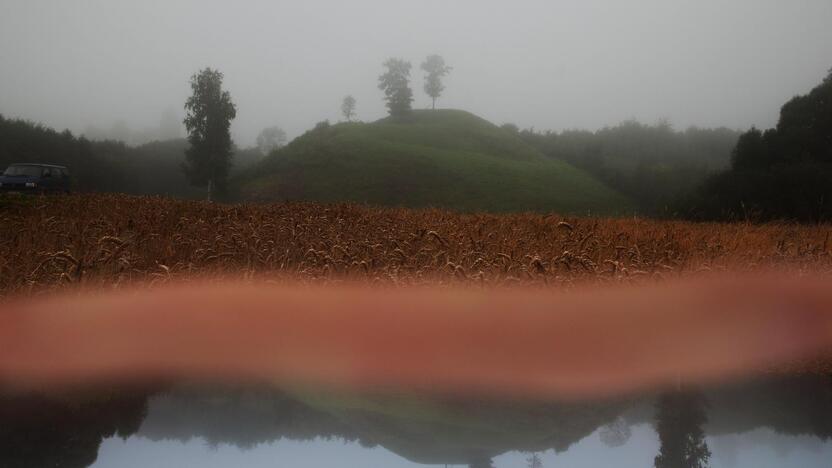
[234,110,632,214]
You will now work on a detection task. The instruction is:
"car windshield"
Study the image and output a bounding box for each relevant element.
[3,165,43,177]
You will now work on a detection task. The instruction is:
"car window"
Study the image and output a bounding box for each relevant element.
[3,165,43,177]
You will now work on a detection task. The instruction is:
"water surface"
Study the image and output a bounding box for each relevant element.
[3,374,830,467]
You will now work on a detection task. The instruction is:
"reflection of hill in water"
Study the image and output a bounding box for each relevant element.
[138,386,369,449]
[136,376,831,464]
[284,391,629,464]
[1,375,830,468]
[138,388,630,464]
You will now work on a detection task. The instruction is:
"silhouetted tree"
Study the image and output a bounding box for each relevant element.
[256,126,287,156]
[654,390,711,468]
[182,67,237,200]
[0,391,150,468]
[341,95,357,122]
[684,67,832,222]
[378,58,413,117]
[730,127,781,170]
[421,54,452,110]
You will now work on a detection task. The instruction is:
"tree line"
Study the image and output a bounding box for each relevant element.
[507,67,832,222]
[0,114,259,198]
[510,121,740,216]
[680,69,832,222]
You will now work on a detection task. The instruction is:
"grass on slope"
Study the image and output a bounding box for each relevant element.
[235,110,632,215]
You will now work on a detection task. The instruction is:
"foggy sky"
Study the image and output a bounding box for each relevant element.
[1,0,831,146]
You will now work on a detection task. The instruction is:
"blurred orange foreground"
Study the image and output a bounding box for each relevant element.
[1,275,831,399]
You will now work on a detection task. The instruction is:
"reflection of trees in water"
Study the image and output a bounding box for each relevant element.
[0,374,830,468]
[526,452,544,468]
[0,390,150,468]
[704,374,832,440]
[653,389,711,468]
[296,391,628,465]
[811,373,832,438]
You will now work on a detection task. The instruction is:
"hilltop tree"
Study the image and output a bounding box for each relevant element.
[421,55,452,110]
[256,126,287,155]
[378,58,413,117]
[341,95,357,122]
[182,68,237,200]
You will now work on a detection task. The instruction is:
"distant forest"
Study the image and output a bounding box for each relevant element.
[508,121,740,216]
[0,113,740,216]
[0,115,262,199]
[506,68,832,222]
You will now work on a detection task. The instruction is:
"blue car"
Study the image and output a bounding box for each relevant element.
[0,163,71,194]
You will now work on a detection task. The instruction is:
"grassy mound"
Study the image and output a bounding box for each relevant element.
[234,110,631,214]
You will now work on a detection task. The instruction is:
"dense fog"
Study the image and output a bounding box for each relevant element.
[2,0,831,145]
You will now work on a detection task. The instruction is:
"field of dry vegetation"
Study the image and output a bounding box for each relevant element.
[1,194,831,297]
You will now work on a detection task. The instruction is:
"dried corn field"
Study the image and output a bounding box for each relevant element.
[1,194,831,296]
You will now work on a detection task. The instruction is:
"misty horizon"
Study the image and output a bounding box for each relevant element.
[1,0,831,147]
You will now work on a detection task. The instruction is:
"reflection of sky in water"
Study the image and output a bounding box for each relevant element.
[92,424,832,468]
